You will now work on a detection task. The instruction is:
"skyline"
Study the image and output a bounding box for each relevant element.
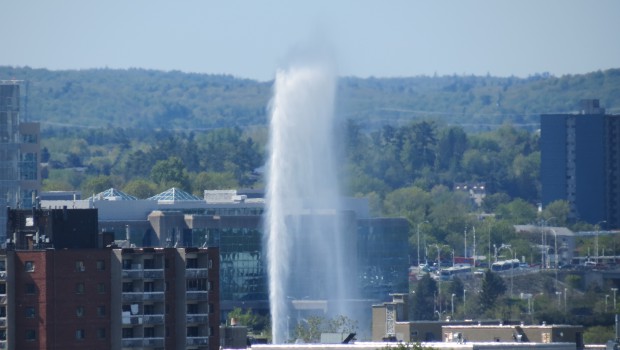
[1,1,619,81]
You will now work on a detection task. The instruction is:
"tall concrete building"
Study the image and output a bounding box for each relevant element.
[0,81,41,242]
[0,207,220,350]
[541,99,620,229]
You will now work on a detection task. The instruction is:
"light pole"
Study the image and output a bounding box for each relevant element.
[451,293,456,316]
[595,221,606,265]
[555,291,562,309]
[540,217,556,269]
[612,288,618,311]
[464,226,467,258]
[564,288,567,313]
[605,294,610,312]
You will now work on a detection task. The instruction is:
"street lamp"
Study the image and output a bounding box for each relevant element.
[451,293,456,316]
[540,217,556,269]
[595,221,606,265]
[430,243,449,314]
[612,288,618,311]
[555,291,562,309]
[498,244,514,296]
[605,294,610,312]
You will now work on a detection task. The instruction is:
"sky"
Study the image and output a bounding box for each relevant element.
[1,0,619,81]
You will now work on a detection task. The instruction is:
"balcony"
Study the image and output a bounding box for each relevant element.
[143,314,165,325]
[185,268,208,278]
[0,296,6,305]
[186,314,210,323]
[121,338,143,348]
[186,291,209,301]
[0,340,6,349]
[143,269,164,279]
[0,271,6,280]
[122,291,165,302]
[122,292,144,303]
[143,337,165,347]
[0,317,6,327]
[122,268,164,279]
[143,291,165,301]
[186,337,209,346]
[121,337,164,348]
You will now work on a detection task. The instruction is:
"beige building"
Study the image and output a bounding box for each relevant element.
[372,294,583,350]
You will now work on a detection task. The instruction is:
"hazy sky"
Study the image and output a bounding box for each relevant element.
[2,0,619,81]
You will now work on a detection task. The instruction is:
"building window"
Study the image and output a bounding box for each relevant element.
[97,328,106,339]
[98,282,106,294]
[122,328,133,338]
[26,283,36,294]
[122,259,132,269]
[144,304,154,315]
[187,303,198,315]
[144,281,155,292]
[0,260,6,271]
[75,260,85,272]
[96,260,105,271]
[143,259,155,269]
[0,283,6,295]
[0,306,6,317]
[76,306,84,317]
[25,306,35,318]
[97,305,106,317]
[187,279,208,291]
[25,261,35,272]
[0,329,6,340]
[144,327,155,338]
[186,258,198,269]
[122,282,133,293]
[25,329,36,341]
[75,329,85,340]
[187,326,198,337]
[76,283,85,294]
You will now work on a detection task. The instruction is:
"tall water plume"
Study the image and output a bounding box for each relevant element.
[265,61,356,343]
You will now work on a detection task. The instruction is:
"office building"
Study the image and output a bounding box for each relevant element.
[0,81,41,242]
[0,207,220,350]
[41,189,410,318]
[541,99,620,229]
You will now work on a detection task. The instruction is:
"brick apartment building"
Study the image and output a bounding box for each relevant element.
[0,207,220,350]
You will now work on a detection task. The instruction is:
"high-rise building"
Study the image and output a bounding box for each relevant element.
[0,207,220,350]
[0,81,41,242]
[541,99,620,229]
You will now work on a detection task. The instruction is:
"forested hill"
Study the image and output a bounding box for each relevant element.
[1,66,619,131]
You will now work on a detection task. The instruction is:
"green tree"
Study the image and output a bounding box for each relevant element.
[412,273,438,320]
[293,316,324,343]
[80,175,114,196]
[495,198,537,224]
[150,156,190,190]
[227,307,269,334]
[478,269,506,312]
[123,179,158,199]
[191,171,239,194]
[541,200,570,227]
